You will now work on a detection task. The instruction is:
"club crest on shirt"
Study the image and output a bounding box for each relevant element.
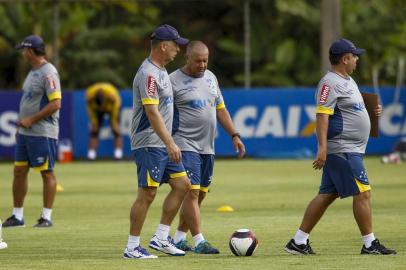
[146,75,157,97]
[183,78,193,85]
[319,84,330,104]
[353,102,366,111]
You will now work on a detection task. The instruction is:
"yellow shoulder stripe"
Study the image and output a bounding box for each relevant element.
[316,106,334,115]
[48,91,62,101]
[216,102,226,110]
[142,98,159,105]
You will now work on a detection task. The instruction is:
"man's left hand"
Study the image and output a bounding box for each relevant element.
[233,137,246,158]
[18,117,33,128]
[374,104,382,117]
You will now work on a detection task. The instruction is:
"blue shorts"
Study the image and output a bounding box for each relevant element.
[133,147,187,188]
[319,153,371,198]
[15,134,57,172]
[182,151,214,193]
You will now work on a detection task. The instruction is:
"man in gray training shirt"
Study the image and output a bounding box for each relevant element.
[284,38,396,255]
[2,35,61,228]
[123,24,190,259]
[170,41,246,254]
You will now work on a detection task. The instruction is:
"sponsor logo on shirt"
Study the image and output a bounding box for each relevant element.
[189,99,215,109]
[319,84,330,104]
[147,75,157,97]
[46,75,57,91]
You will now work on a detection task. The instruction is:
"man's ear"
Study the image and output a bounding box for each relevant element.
[160,41,168,52]
[341,53,350,65]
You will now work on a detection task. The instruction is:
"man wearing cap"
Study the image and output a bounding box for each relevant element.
[2,35,61,228]
[284,38,396,255]
[123,24,190,259]
[169,41,245,254]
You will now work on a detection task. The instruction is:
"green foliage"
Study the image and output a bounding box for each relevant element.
[342,0,406,85]
[0,0,405,89]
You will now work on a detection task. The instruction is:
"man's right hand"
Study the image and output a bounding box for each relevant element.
[313,147,327,170]
[166,142,182,164]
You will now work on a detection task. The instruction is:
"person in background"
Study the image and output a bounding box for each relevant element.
[2,35,61,228]
[85,82,122,160]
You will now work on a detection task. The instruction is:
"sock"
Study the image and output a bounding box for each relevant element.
[294,229,309,245]
[88,149,96,160]
[155,224,170,240]
[362,233,375,248]
[41,208,53,221]
[127,235,140,250]
[114,148,123,159]
[173,230,187,244]
[12,208,23,221]
[192,233,205,247]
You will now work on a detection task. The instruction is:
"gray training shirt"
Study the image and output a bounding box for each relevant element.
[170,69,225,155]
[315,71,370,154]
[18,62,61,139]
[131,58,174,150]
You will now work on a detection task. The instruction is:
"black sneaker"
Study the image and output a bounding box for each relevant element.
[284,239,315,255]
[2,215,25,228]
[33,217,53,228]
[361,239,396,255]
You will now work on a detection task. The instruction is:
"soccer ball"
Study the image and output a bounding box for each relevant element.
[229,229,258,256]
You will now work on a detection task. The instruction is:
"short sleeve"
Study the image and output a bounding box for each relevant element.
[214,76,225,110]
[139,73,159,105]
[45,72,61,101]
[315,80,336,115]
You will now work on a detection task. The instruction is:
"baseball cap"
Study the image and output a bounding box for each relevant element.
[150,24,189,45]
[15,35,45,50]
[329,38,365,56]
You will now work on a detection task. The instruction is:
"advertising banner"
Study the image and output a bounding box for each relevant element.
[1,87,405,159]
[0,92,72,159]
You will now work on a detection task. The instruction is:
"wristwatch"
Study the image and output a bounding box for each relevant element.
[231,133,241,139]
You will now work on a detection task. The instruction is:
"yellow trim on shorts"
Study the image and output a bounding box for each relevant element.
[216,102,226,110]
[191,185,200,190]
[200,187,209,193]
[316,106,334,115]
[15,161,28,166]
[147,171,160,187]
[33,158,49,172]
[169,172,187,179]
[142,98,159,105]
[48,91,62,101]
[355,178,371,193]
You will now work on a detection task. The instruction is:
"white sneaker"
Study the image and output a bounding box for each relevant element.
[0,241,7,249]
[149,235,185,256]
[123,246,157,259]
[114,148,123,159]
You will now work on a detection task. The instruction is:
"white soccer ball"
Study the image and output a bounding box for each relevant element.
[229,229,258,256]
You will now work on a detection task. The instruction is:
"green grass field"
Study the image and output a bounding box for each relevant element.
[0,158,405,270]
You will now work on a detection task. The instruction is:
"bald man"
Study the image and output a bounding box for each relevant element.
[169,41,246,254]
